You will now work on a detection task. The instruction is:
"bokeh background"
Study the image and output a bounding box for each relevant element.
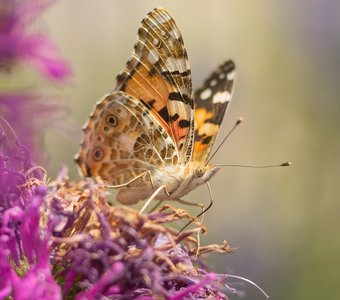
[37,0,340,299]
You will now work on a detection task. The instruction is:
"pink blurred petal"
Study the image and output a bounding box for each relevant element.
[0,0,71,81]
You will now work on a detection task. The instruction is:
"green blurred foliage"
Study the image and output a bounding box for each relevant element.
[37,1,340,299]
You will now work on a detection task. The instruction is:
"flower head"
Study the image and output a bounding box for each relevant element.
[49,177,232,299]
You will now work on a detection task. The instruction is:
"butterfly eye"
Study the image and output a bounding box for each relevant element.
[194,166,205,178]
[92,147,104,161]
[106,114,118,127]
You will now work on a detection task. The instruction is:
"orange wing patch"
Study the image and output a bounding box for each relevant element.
[193,108,219,158]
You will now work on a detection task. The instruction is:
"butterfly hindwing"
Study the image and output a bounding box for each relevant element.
[193,60,236,163]
[114,8,194,164]
[75,91,179,190]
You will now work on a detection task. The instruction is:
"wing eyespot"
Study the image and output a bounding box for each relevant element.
[92,147,104,161]
[106,114,118,127]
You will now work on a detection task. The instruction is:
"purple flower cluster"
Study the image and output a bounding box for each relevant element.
[48,178,230,299]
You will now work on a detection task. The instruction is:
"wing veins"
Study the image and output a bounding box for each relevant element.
[144,18,188,103]
[115,97,175,165]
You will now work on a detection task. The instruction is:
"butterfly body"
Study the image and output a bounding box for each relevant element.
[75,8,235,205]
[150,161,220,199]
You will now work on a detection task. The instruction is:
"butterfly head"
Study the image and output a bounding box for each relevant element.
[191,162,220,185]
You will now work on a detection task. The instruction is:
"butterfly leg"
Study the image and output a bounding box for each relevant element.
[177,181,214,233]
[176,182,214,258]
[149,196,204,214]
[176,198,205,232]
[139,185,170,214]
[149,200,163,213]
[106,170,155,189]
[175,198,204,209]
[174,198,205,259]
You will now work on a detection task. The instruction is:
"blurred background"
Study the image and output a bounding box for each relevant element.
[34,0,340,299]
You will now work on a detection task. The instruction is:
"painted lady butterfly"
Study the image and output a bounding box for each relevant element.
[75,8,235,207]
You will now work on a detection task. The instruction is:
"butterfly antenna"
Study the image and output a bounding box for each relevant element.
[178,181,214,234]
[226,274,270,299]
[206,117,243,166]
[215,161,291,168]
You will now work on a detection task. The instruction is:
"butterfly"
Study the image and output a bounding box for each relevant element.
[75,7,235,207]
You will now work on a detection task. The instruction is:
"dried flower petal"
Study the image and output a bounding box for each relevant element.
[49,177,230,299]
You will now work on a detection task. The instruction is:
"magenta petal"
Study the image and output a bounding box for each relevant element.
[19,188,47,264]
[0,0,72,81]
[75,262,125,300]
[0,248,13,299]
[169,273,217,300]
[22,35,72,81]
[1,206,24,265]
[11,266,62,300]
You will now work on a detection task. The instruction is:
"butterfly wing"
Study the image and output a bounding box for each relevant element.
[193,60,236,163]
[75,91,179,198]
[114,8,194,165]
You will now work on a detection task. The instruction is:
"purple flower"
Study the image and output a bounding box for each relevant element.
[49,180,230,299]
[0,247,13,299]
[0,0,71,80]
[0,120,61,299]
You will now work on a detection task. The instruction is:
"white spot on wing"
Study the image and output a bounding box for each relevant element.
[219,73,225,79]
[210,79,217,87]
[227,70,236,80]
[200,88,212,100]
[165,57,187,72]
[153,38,160,46]
[148,49,159,64]
[212,91,231,104]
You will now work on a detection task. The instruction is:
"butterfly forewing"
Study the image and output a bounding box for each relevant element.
[193,60,236,163]
[114,8,194,165]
